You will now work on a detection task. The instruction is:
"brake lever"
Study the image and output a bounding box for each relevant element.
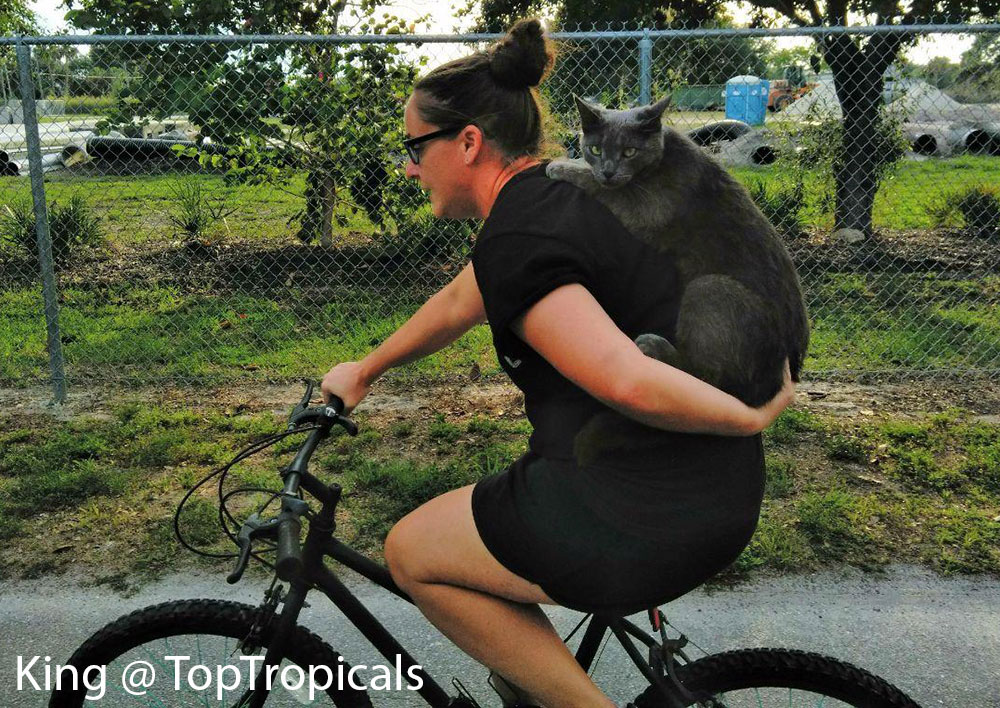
[286,380,315,429]
[227,513,280,584]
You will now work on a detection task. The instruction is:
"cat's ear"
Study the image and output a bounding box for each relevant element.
[574,94,604,131]
[635,95,670,133]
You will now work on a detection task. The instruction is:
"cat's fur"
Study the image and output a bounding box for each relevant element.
[546,95,809,463]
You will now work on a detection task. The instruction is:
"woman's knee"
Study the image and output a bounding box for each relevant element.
[384,516,420,591]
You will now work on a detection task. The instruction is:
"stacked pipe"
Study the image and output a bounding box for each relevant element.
[1,149,19,176]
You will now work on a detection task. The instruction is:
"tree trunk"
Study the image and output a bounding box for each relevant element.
[297,168,336,247]
[823,31,903,240]
[832,85,882,236]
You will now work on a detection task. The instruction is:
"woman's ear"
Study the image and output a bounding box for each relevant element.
[459,124,485,164]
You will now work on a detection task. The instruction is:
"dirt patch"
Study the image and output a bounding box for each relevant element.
[3,373,998,425]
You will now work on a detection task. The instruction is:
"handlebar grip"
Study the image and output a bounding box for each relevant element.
[275,514,303,581]
[324,394,345,415]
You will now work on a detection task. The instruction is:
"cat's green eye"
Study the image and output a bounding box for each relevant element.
[623,147,637,158]
[588,145,602,156]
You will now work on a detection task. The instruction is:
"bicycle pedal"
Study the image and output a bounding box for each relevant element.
[450,677,482,708]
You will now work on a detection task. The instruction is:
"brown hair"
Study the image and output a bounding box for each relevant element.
[413,18,555,162]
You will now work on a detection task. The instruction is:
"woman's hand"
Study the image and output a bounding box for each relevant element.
[320,361,372,414]
[747,359,796,434]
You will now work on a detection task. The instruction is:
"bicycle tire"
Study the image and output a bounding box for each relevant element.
[49,598,373,708]
[634,647,921,707]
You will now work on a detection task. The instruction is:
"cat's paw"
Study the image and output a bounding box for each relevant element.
[635,333,680,365]
[545,158,576,181]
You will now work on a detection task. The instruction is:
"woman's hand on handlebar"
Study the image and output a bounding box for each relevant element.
[748,359,796,434]
[320,361,371,414]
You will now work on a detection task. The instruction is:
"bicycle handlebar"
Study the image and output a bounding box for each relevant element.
[275,504,304,580]
[227,381,355,583]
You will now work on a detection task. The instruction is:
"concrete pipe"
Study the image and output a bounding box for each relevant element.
[687,119,753,146]
[958,127,1000,156]
[903,123,956,157]
[60,144,88,167]
[911,133,938,155]
[751,145,778,165]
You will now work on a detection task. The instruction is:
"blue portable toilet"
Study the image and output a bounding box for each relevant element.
[725,75,770,126]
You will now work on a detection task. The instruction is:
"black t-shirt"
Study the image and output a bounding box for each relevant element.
[472,162,765,538]
[473,162,685,460]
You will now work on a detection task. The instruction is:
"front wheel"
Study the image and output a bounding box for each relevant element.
[49,598,373,707]
[635,648,921,707]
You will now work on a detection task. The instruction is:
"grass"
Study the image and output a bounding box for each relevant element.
[0,285,498,384]
[729,155,1000,231]
[3,155,999,385]
[1,392,998,587]
[3,268,998,384]
[2,155,998,242]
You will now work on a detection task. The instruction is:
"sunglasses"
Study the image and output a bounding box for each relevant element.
[403,126,463,165]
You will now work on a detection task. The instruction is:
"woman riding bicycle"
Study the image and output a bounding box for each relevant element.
[321,18,795,708]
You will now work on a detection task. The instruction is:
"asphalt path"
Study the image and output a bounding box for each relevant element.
[1,565,997,706]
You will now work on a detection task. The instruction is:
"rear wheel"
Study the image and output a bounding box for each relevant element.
[773,95,794,112]
[49,599,373,707]
[634,648,920,707]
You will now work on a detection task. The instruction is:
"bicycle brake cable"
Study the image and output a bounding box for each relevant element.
[173,425,321,559]
[216,425,320,536]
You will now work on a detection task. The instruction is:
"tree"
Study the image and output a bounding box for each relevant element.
[468,0,767,154]
[470,0,1000,238]
[0,0,36,33]
[922,55,960,88]
[952,32,1000,103]
[737,3,1000,238]
[1,0,39,101]
[65,0,428,246]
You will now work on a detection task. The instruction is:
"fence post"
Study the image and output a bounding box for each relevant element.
[638,28,652,105]
[16,40,67,404]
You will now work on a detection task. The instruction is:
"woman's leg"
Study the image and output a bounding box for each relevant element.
[384,484,616,708]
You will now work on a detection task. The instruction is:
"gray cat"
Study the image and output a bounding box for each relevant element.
[547,96,809,459]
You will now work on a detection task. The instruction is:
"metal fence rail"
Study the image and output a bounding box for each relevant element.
[2,24,999,399]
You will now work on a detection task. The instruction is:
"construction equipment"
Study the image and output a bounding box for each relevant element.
[768,65,816,111]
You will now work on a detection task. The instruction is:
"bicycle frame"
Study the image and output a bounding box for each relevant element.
[246,466,690,708]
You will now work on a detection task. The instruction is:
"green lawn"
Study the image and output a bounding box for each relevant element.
[4,269,998,384]
[1,397,997,585]
[0,285,496,384]
[2,155,998,241]
[2,155,999,385]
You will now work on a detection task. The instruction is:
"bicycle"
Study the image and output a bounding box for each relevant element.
[49,381,922,707]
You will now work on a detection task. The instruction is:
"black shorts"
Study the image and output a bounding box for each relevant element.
[471,448,764,616]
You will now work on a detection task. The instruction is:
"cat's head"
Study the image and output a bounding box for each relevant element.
[575,95,670,187]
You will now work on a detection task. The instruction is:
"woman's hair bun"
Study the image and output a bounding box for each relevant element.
[488,18,554,89]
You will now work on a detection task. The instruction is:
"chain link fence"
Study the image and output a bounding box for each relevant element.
[2,24,1000,398]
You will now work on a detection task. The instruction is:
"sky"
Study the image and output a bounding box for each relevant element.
[27,0,974,65]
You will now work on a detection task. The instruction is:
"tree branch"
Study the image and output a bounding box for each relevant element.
[807,0,823,25]
[826,0,848,25]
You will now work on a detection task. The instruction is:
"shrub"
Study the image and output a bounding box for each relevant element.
[62,95,116,115]
[164,180,238,242]
[747,178,806,239]
[0,195,103,266]
[928,184,1000,239]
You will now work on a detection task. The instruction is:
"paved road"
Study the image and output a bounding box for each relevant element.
[1,565,998,706]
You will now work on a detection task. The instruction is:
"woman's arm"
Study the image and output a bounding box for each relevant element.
[321,262,486,408]
[512,283,794,436]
